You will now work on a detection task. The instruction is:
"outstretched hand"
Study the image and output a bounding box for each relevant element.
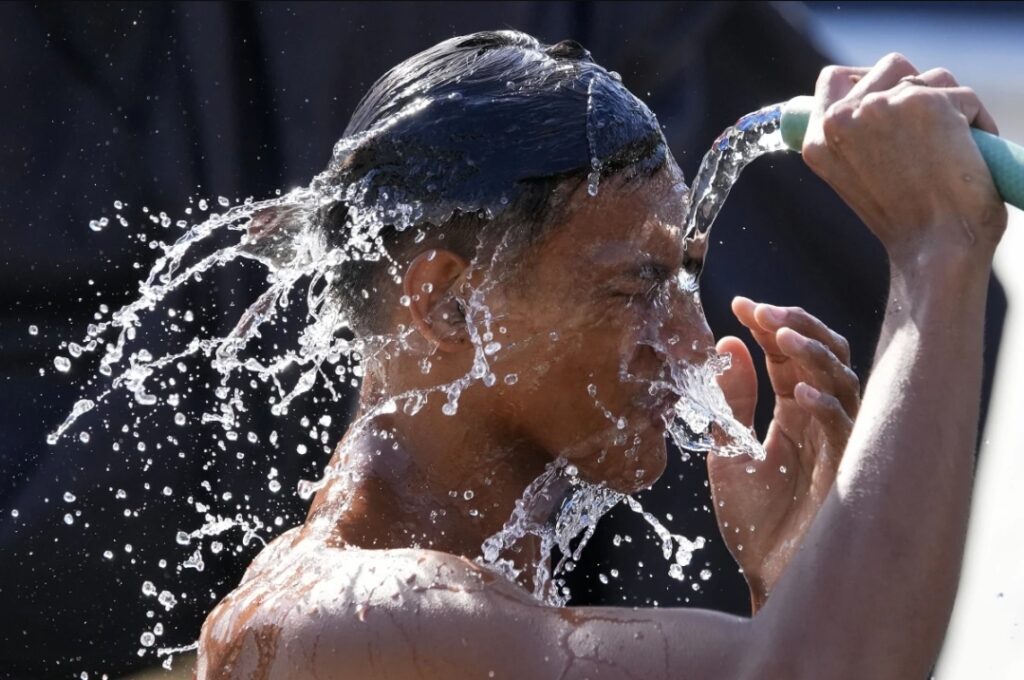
[708,296,860,612]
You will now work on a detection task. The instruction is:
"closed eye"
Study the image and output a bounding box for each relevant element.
[637,263,672,301]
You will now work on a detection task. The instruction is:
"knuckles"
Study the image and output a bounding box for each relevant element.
[925,67,957,87]
[878,52,917,76]
[816,65,853,91]
[834,334,851,363]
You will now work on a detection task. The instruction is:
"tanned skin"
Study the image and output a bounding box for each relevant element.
[197,55,1005,679]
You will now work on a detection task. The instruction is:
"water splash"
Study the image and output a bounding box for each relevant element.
[48,83,781,670]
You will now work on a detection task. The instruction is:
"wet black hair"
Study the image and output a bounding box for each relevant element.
[324,30,669,336]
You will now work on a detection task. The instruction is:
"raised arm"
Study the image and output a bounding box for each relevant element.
[737,53,1006,678]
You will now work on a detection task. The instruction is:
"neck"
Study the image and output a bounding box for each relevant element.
[303,382,566,580]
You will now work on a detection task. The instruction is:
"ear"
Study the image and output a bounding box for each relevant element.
[403,249,471,353]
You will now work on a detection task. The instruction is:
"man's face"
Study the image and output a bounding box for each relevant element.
[467,162,713,492]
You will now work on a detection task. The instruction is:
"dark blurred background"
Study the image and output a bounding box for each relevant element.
[0,2,1015,679]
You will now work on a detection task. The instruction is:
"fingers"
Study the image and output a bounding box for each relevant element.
[941,85,1000,136]
[752,303,851,365]
[820,55,999,137]
[776,328,860,417]
[714,336,757,428]
[846,52,919,99]
[732,297,850,366]
[794,382,854,447]
[813,65,872,115]
[731,296,786,363]
[731,296,860,417]
[913,67,959,88]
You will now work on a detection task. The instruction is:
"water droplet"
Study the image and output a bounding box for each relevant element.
[103,550,113,560]
[503,373,518,385]
[217,196,230,207]
[268,479,281,493]
[157,590,178,613]
[175,531,190,546]
[140,632,155,647]
[142,581,157,597]
[463,490,474,501]
[54,356,71,372]
[28,325,38,336]
[78,431,90,444]
[700,569,712,581]
[63,513,74,525]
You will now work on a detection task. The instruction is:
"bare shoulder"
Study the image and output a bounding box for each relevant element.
[197,533,749,680]
[196,533,554,680]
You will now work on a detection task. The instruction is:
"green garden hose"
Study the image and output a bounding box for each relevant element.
[780,95,1024,211]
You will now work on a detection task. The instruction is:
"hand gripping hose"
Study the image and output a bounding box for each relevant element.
[780,95,1024,211]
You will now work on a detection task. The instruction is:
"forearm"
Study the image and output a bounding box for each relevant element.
[750,247,991,678]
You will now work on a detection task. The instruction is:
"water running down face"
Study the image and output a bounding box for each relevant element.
[372,163,713,494]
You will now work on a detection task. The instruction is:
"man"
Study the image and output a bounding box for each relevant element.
[197,32,1003,678]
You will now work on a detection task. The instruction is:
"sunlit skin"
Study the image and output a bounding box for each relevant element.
[198,55,1005,680]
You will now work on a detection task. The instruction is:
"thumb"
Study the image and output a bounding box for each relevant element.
[715,336,757,428]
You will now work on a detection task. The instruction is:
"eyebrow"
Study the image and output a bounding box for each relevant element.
[586,241,686,271]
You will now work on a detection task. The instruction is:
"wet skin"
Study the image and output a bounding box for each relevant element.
[198,55,1005,680]
[198,160,859,677]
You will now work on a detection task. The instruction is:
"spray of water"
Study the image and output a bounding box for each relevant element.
[45,81,784,671]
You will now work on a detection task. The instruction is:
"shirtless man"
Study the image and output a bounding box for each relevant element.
[197,32,1005,679]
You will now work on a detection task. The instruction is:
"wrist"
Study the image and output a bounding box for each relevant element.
[885,222,997,280]
[887,238,993,300]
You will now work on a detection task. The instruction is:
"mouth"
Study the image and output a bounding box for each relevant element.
[641,388,682,430]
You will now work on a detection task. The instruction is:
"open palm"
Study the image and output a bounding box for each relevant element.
[707,297,860,611]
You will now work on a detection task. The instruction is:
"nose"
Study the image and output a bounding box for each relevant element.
[652,287,715,365]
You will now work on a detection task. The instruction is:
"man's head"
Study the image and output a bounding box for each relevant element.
[324,31,712,492]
